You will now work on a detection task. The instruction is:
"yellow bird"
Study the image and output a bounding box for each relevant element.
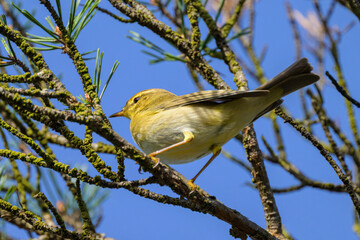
[110,58,319,187]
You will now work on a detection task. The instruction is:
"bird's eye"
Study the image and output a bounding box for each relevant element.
[133,97,140,103]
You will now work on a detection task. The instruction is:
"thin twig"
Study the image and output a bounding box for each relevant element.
[326,71,360,108]
[285,2,302,60]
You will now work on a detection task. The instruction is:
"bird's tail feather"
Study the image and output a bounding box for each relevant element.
[256,58,319,97]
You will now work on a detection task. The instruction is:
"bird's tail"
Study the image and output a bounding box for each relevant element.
[255,58,319,97]
[249,58,319,123]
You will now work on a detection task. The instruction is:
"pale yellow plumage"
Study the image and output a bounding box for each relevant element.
[110,58,319,184]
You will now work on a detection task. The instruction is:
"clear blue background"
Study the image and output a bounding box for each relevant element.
[2,0,360,239]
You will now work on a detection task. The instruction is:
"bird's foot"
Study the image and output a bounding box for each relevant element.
[148,154,161,168]
[188,179,198,194]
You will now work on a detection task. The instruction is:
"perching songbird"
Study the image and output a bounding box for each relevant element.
[110,58,319,187]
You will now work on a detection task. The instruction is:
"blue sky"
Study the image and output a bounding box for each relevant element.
[2,0,360,239]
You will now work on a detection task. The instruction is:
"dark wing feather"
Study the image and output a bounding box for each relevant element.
[160,90,269,109]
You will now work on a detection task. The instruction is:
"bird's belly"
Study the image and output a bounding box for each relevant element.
[132,107,249,164]
[136,126,222,164]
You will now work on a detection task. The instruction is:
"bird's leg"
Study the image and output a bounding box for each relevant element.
[188,145,221,192]
[148,131,194,168]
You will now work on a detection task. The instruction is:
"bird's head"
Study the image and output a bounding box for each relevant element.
[109,88,176,120]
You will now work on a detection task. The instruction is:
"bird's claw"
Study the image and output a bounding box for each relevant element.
[188,180,198,194]
[153,161,160,168]
[149,154,160,168]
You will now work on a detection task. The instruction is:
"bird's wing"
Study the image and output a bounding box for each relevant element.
[160,89,269,109]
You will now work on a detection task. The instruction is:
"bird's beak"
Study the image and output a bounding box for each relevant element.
[109,110,124,118]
